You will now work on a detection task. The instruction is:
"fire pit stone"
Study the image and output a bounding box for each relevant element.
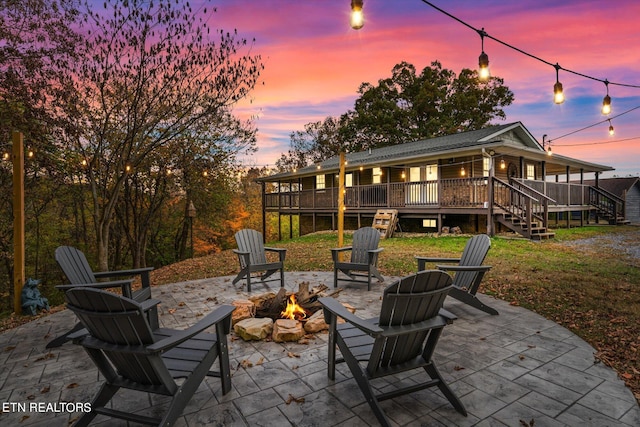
[234,317,273,341]
[273,319,305,342]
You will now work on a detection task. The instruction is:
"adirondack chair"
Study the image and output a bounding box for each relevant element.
[46,246,158,348]
[416,234,497,315]
[319,270,467,427]
[232,229,286,292]
[64,287,234,427]
[331,226,384,291]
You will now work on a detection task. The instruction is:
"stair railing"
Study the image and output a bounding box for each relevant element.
[508,179,556,231]
[492,177,538,235]
[589,186,625,224]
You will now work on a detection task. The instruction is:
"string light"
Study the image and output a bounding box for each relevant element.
[500,159,506,169]
[547,105,640,143]
[608,119,615,136]
[478,28,489,80]
[350,0,364,30]
[602,80,611,115]
[417,1,640,112]
[460,165,466,176]
[553,64,564,104]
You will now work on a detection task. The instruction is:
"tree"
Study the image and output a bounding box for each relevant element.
[68,0,263,270]
[278,61,514,168]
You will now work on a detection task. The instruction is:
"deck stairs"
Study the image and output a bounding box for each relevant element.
[589,186,630,225]
[492,177,555,240]
[495,209,555,240]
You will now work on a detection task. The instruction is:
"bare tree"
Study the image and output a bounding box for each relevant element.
[69,0,262,269]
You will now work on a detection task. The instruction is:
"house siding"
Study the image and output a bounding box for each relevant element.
[625,185,640,224]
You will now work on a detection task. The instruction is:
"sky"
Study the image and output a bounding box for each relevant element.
[212,0,640,177]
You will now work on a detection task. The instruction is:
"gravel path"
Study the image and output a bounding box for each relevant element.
[564,227,640,261]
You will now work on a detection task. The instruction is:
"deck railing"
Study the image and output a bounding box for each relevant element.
[264,178,488,210]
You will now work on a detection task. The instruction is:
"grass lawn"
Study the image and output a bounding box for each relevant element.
[151,225,640,403]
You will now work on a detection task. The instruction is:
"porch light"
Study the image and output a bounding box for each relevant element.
[500,159,506,169]
[460,166,466,176]
[602,81,611,115]
[553,64,564,104]
[608,119,615,136]
[350,0,364,30]
[401,171,406,180]
[478,28,490,80]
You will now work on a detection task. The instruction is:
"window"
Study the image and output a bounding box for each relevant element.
[345,173,353,187]
[422,219,437,228]
[316,174,325,189]
[426,164,437,180]
[526,164,535,180]
[372,167,383,184]
[483,157,491,177]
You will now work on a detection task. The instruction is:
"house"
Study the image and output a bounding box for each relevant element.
[581,177,639,224]
[256,122,622,240]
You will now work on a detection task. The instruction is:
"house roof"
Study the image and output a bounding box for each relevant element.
[581,177,640,198]
[258,122,614,181]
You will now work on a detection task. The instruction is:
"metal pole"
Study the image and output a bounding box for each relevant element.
[12,131,25,315]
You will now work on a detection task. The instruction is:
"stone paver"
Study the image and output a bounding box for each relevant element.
[0,271,638,426]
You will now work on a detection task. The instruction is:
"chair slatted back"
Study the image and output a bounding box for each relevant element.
[454,234,491,289]
[350,227,380,264]
[370,270,452,370]
[65,288,174,390]
[55,246,97,284]
[235,229,267,267]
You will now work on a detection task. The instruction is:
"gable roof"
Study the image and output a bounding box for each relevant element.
[581,177,640,198]
[258,121,613,181]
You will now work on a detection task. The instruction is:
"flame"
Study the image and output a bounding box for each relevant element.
[281,294,307,320]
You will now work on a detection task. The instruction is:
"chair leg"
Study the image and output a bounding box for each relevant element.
[448,288,499,315]
[74,383,119,427]
[280,268,284,288]
[337,337,391,427]
[424,363,467,416]
[333,268,338,289]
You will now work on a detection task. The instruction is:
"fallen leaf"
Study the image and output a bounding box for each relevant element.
[453,365,465,371]
[66,383,79,389]
[285,394,305,404]
[287,352,300,358]
[40,386,50,394]
[256,357,264,365]
[168,308,177,314]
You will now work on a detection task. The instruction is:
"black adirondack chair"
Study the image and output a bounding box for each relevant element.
[331,226,384,291]
[232,229,286,292]
[416,234,497,315]
[64,287,234,427]
[319,270,466,427]
[47,246,158,348]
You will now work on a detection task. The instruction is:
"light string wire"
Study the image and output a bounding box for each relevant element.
[419,0,640,89]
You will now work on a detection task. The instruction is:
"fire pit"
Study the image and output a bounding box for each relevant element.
[231,282,351,342]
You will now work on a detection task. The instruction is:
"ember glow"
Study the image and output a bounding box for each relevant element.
[281,295,307,321]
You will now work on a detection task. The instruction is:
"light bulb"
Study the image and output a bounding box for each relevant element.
[553,81,564,104]
[602,94,611,115]
[478,52,490,80]
[350,0,364,30]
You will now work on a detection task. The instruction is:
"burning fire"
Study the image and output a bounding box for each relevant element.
[281,294,307,320]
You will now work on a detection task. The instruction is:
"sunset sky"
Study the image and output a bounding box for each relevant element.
[213,0,640,177]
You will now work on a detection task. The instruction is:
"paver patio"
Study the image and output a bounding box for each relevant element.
[1,271,638,426]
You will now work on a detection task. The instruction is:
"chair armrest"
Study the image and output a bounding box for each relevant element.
[439,308,457,323]
[380,316,448,337]
[94,267,154,278]
[94,267,154,289]
[232,249,250,255]
[265,247,287,261]
[56,279,134,298]
[416,256,461,271]
[319,297,383,336]
[147,305,235,352]
[436,265,492,272]
[368,247,384,254]
[331,247,353,253]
